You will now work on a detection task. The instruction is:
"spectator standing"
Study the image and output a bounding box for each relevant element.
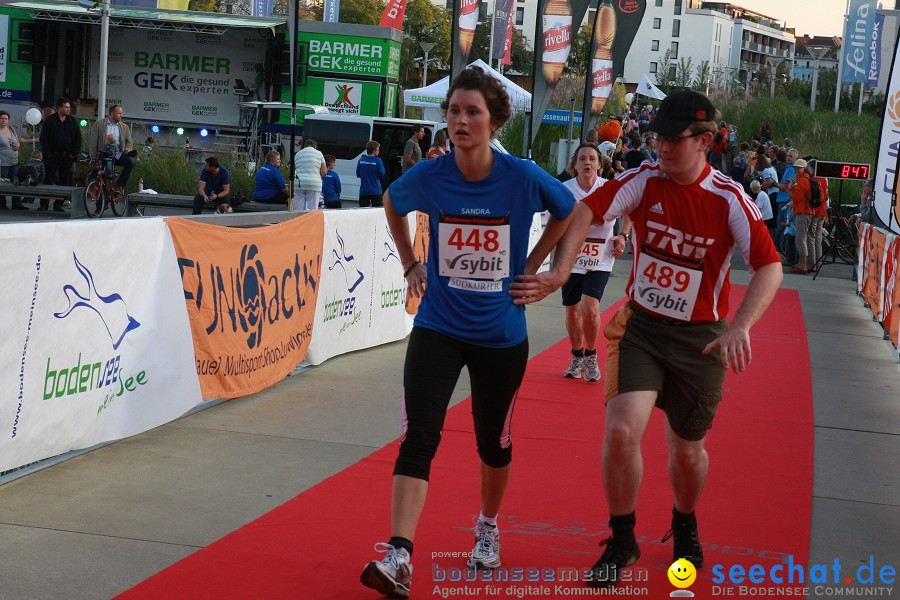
[39,97,81,212]
[192,156,231,215]
[294,138,327,211]
[402,124,425,174]
[426,129,449,160]
[0,110,26,210]
[357,141,386,208]
[807,158,829,266]
[760,122,773,145]
[321,154,342,208]
[88,104,136,192]
[789,158,815,274]
[775,149,799,217]
[749,179,775,233]
[253,150,289,205]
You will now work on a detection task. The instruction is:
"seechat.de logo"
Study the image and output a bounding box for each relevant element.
[54,252,140,350]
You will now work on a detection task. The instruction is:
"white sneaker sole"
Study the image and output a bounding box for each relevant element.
[360,561,410,599]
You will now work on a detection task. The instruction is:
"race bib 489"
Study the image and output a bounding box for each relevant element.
[632,246,702,321]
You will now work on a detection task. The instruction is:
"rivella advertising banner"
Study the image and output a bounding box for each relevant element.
[0,14,7,83]
[106,27,267,126]
[530,0,593,142]
[0,219,201,473]
[166,213,324,399]
[306,211,415,365]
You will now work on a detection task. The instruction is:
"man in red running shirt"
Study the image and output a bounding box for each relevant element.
[511,90,783,587]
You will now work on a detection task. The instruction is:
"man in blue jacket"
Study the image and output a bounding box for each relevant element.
[356,141,385,208]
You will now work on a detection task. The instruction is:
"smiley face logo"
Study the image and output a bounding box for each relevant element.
[668,558,697,588]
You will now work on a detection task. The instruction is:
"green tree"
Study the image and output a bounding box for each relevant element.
[674,56,693,89]
[469,14,532,77]
[566,24,591,77]
[400,0,451,88]
[654,49,673,89]
[335,0,383,24]
[692,60,710,91]
[188,0,219,11]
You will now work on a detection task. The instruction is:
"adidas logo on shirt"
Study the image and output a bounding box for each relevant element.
[650,202,664,215]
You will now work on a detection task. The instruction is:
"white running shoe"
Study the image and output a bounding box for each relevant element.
[564,355,584,379]
[583,354,602,382]
[360,542,413,598]
[467,520,501,569]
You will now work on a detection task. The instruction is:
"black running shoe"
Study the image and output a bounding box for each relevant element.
[662,517,704,567]
[586,536,641,588]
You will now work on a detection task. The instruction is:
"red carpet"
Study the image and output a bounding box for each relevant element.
[119,287,812,599]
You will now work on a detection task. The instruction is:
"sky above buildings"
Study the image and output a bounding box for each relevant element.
[745,0,849,38]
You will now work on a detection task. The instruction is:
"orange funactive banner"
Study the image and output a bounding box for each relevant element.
[885,236,900,347]
[862,227,888,321]
[166,214,324,399]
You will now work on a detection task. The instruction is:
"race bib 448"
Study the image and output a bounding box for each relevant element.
[438,214,511,281]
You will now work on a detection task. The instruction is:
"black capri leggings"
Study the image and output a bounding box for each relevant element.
[394,327,529,481]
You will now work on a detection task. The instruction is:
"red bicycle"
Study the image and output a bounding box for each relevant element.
[83,154,127,218]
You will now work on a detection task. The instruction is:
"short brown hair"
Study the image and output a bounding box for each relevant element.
[324,154,336,165]
[440,66,511,132]
[568,143,602,172]
[366,140,380,154]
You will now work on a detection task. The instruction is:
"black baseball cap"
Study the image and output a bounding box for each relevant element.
[647,90,716,138]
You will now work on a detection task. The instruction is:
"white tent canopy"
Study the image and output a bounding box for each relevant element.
[403,59,532,122]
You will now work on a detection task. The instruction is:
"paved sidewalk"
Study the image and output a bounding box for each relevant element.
[0,255,897,599]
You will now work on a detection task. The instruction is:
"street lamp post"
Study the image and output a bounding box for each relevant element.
[768,57,784,98]
[98,0,109,116]
[807,45,830,112]
[419,41,435,88]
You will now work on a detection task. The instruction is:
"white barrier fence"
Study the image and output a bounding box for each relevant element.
[0,211,548,473]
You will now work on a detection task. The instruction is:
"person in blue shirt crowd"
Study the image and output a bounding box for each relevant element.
[253,150,289,205]
[360,65,575,600]
[356,141,385,208]
[321,154,342,209]
[192,156,231,215]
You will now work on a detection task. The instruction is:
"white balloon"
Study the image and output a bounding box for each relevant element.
[25,108,42,126]
[625,93,634,105]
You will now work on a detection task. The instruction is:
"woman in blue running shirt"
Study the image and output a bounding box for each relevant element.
[360,67,575,599]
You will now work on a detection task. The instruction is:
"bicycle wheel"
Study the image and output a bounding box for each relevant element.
[108,183,127,216]
[84,179,105,218]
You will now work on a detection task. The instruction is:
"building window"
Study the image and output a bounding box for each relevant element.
[479,3,487,18]
[653,17,661,29]
[651,40,659,51]
[446,0,452,9]
[650,62,658,74]
[671,41,678,59]
[672,19,680,37]
[674,0,682,15]
[515,6,524,25]
[655,0,662,5]
[668,65,676,81]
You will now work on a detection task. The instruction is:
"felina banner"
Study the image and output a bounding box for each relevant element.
[166,213,324,399]
[0,219,200,473]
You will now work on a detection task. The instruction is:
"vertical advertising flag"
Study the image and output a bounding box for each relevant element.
[451,0,482,80]
[492,0,514,62]
[502,18,513,65]
[580,0,616,137]
[529,0,592,142]
[0,14,7,83]
[868,13,884,88]
[379,0,407,30]
[841,0,876,85]
[873,33,900,234]
[582,0,648,136]
[254,0,276,17]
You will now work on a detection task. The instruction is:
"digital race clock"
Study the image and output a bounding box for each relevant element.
[813,161,871,180]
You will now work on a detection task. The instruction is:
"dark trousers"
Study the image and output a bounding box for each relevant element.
[359,193,383,208]
[192,193,229,215]
[0,164,22,208]
[114,154,136,189]
[254,190,289,205]
[42,153,74,210]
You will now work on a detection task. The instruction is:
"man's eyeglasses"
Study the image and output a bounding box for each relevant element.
[660,132,706,144]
